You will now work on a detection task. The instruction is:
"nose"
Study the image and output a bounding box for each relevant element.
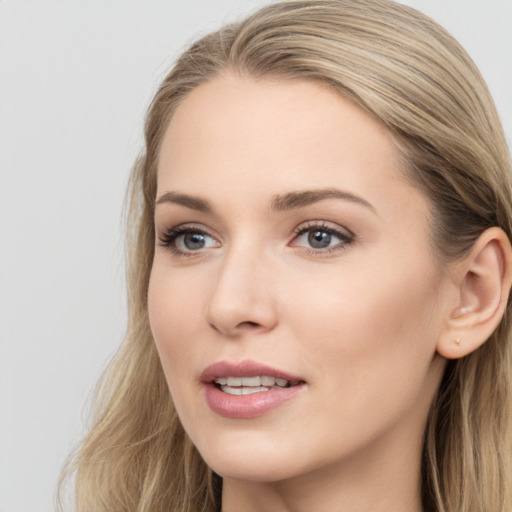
[206,245,278,338]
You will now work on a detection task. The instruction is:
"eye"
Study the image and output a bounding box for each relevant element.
[291,222,353,253]
[177,232,216,251]
[158,225,220,255]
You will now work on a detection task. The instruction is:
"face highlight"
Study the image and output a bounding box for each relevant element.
[148,74,449,485]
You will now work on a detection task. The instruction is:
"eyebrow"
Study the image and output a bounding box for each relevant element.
[155,191,213,213]
[155,188,376,214]
[270,188,376,213]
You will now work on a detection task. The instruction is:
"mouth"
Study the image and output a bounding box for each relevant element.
[213,375,304,395]
[201,360,306,418]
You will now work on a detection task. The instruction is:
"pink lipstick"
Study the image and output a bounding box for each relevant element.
[201,360,306,418]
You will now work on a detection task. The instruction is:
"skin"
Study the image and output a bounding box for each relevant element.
[148,74,454,512]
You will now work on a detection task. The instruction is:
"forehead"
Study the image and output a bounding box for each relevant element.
[157,73,425,219]
[161,74,395,163]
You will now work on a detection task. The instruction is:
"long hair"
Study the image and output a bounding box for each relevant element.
[59,1,512,511]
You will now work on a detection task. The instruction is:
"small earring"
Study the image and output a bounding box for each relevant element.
[455,338,461,346]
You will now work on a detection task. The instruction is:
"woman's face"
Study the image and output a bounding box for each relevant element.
[149,74,449,482]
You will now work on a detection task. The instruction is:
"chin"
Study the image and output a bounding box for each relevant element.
[209,460,300,483]
[194,430,306,483]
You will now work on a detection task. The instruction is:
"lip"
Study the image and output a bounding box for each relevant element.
[201,360,306,419]
[200,359,305,383]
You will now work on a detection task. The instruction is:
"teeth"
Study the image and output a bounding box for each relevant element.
[214,375,290,387]
[221,385,270,395]
[242,386,269,395]
[226,377,242,386]
[220,386,242,395]
[241,376,261,386]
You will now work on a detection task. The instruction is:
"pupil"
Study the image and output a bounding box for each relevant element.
[184,233,205,250]
[308,230,331,249]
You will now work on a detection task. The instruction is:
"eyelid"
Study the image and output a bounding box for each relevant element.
[157,223,221,256]
[290,220,355,254]
[292,220,354,239]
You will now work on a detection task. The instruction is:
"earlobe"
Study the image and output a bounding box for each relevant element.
[437,227,512,359]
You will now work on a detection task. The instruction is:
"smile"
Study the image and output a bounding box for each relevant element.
[202,361,307,418]
[214,376,301,395]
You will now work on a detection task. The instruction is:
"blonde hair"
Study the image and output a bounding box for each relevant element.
[59,1,512,511]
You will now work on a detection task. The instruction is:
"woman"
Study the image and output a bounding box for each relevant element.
[60,1,512,511]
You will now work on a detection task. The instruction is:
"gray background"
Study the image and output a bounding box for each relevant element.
[1,1,511,511]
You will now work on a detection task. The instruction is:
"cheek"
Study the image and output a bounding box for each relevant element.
[269,262,444,464]
[283,255,442,401]
[148,264,204,383]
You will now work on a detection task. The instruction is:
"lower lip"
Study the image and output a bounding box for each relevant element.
[204,383,305,418]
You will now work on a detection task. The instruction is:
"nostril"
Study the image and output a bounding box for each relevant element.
[237,321,260,328]
[208,319,265,336]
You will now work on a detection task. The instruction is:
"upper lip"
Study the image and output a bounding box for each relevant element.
[200,360,305,383]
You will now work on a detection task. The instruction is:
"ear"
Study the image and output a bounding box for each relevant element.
[437,227,512,359]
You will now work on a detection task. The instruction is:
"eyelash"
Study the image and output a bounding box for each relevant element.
[157,221,354,257]
[157,224,215,258]
[292,221,354,255]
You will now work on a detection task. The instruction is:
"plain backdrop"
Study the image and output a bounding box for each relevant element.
[0,1,511,511]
